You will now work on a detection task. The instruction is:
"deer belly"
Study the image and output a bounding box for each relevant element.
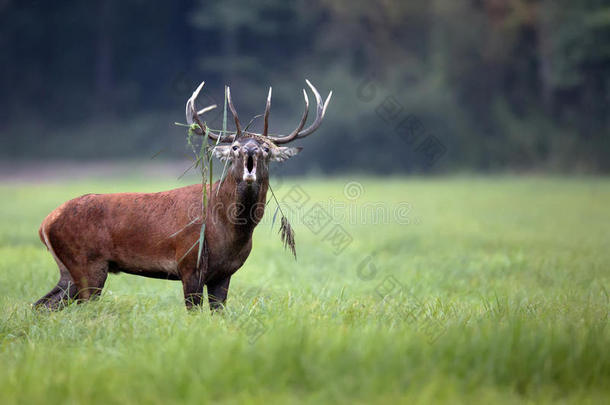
[109,251,179,278]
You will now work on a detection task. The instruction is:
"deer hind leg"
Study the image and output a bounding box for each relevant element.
[33,267,78,310]
[34,225,79,310]
[34,260,108,309]
[36,223,108,309]
[68,260,109,302]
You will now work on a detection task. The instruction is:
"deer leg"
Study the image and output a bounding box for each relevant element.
[40,281,78,310]
[207,276,231,311]
[68,260,109,302]
[179,240,208,309]
[181,267,205,309]
[34,230,79,310]
[33,268,78,310]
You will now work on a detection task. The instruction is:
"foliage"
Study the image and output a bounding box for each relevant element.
[0,1,609,172]
[1,176,609,403]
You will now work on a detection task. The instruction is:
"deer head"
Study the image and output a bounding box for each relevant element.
[185,80,332,187]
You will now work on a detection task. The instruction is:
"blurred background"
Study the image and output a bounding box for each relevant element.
[0,0,609,175]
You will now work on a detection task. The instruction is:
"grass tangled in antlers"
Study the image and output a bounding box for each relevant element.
[178,88,297,262]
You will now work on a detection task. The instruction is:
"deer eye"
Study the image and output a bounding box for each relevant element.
[263,147,269,153]
[232,145,239,151]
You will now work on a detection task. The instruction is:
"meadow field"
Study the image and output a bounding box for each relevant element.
[0,175,608,404]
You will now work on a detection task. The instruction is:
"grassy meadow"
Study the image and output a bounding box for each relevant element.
[0,175,609,404]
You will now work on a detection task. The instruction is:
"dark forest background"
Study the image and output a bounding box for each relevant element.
[0,0,609,174]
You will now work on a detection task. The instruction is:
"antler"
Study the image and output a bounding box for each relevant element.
[266,80,332,144]
[225,85,273,138]
[264,88,309,144]
[222,80,330,144]
[226,86,242,139]
[263,87,272,136]
[185,81,235,143]
[186,80,331,145]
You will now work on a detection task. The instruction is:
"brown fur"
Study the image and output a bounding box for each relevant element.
[35,137,271,310]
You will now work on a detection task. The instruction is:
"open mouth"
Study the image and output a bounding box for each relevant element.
[243,155,257,183]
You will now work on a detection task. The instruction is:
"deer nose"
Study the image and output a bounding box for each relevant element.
[245,145,258,156]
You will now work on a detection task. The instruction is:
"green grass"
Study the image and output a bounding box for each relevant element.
[0,176,609,404]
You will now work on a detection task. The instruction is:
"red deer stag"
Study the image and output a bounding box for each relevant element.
[34,80,331,310]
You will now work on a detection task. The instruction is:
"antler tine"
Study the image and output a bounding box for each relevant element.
[185,81,206,125]
[185,81,234,143]
[197,104,217,116]
[322,90,333,117]
[263,87,272,137]
[226,86,242,138]
[267,89,309,144]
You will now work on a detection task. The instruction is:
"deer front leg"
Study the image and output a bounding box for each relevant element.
[207,276,231,311]
[180,266,205,309]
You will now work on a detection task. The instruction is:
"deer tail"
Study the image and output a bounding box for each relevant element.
[39,214,70,278]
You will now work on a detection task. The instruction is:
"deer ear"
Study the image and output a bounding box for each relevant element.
[213,145,232,161]
[271,147,302,162]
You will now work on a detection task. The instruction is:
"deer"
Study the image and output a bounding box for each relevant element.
[34,80,331,311]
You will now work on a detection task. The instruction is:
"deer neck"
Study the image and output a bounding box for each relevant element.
[213,173,269,235]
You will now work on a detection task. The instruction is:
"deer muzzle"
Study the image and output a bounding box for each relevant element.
[243,153,257,183]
